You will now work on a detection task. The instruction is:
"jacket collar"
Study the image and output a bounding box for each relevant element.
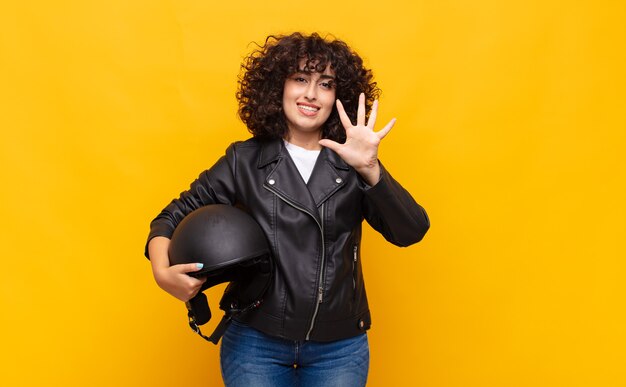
[259,138,351,216]
[257,138,349,171]
[257,138,282,168]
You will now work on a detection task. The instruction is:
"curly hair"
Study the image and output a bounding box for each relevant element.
[236,32,380,142]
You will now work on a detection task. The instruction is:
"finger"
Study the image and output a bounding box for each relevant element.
[188,275,206,292]
[357,93,366,126]
[319,139,341,153]
[376,118,396,140]
[185,286,202,302]
[367,99,378,130]
[179,262,204,274]
[336,99,353,129]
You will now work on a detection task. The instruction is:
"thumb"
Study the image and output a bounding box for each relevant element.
[319,139,341,153]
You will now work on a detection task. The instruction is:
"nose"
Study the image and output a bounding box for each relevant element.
[304,81,317,101]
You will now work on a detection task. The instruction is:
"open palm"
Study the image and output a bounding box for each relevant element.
[319,93,395,185]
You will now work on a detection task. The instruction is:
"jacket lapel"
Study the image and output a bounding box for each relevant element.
[259,139,320,222]
[258,139,351,220]
[306,147,350,207]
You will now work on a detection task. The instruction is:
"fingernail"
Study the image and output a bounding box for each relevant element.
[196,263,204,269]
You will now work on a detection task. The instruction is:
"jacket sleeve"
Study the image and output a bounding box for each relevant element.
[361,162,430,247]
[144,143,239,258]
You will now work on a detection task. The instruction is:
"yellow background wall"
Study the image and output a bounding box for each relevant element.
[1,1,624,386]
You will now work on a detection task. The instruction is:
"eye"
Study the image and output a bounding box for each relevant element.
[293,76,307,83]
[319,81,335,90]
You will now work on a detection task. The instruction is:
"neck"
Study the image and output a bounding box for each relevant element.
[284,131,322,150]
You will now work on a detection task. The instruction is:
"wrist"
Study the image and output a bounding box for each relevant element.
[356,161,381,186]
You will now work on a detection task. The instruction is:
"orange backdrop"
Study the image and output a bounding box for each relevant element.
[1,1,625,386]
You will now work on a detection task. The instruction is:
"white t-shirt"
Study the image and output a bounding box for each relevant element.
[284,140,321,184]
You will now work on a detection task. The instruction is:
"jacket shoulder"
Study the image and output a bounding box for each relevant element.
[231,137,262,148]
[226,137,263,155]
[227,137,279,165]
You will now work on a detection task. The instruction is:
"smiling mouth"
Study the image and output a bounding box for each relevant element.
[297,103,320,113]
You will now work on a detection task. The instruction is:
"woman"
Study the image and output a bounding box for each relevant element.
[145,32,429,387]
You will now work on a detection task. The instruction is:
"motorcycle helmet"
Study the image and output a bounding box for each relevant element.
[168,204,273,344]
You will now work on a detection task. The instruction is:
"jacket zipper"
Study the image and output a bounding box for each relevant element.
[305,203,325,340]
[352,244,358,298]
[264,185,326,340]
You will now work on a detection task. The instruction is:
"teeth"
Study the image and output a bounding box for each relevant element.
[298,105,319,112]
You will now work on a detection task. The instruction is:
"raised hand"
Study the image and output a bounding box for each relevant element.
[318,93,395,186]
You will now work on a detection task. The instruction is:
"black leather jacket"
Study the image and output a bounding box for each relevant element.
[146,138,429,342]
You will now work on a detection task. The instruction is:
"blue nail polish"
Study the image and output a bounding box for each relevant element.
[196,263,204,269]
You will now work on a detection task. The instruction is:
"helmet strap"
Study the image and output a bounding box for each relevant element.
[186,299,263,345]
[187,308,230,344]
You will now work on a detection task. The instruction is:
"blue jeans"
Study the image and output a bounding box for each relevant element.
[220,320,369,387]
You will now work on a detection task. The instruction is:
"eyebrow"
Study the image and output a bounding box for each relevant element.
[294,71,336,80]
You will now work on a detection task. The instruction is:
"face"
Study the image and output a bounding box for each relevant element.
[282,63,336,139]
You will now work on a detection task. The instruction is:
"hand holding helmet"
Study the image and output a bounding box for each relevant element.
[167,204,273,344]
[149,239,208,302]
